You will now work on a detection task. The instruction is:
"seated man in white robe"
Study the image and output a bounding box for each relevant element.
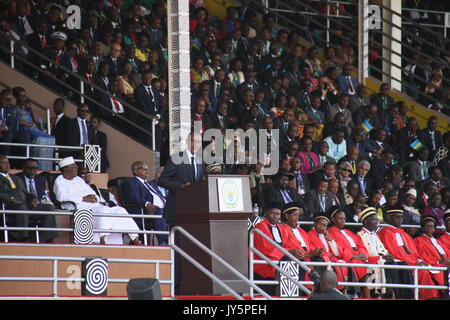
[53,157,142,245]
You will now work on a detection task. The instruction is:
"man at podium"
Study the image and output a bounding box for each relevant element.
[158,130,204,228]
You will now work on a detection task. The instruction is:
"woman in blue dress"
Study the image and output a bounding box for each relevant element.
[12,87,55,170]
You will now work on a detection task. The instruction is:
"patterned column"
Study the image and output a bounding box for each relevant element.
[168,0,191,155]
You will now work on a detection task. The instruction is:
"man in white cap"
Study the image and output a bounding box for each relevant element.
[402,188,421,226]
[53,157,142,245]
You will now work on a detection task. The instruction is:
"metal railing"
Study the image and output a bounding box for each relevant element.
[0,254,173,297]
[249,228,313,298]
[1,209,169,246]
[0,34,157,151]
[249,228,448,300]
[170,226,273,300]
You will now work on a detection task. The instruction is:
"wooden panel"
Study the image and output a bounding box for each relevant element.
[0,244,172,297]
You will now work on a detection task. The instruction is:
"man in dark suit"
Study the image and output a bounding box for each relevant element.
[336,63,359,96]
[122,162,169,245]
[368,128,395,158]
[308,161,338,190]
[370,82,394,117]
[51,98,71,146]
[90,116,110,173]
[264,169,301,207]
[14,158,58,242]
[397,117,420,165]
[134,70,164,121]
[157,131,204,228]
[93,61,111,104]
[41,31,71,92]
[406,147,432,182]
[418,116,442,161]
[8,1,34,38]
[419,167,450,192]
[236,70,260,103]
[26,19,49,69]
[346,128,372,160]
[273,107,295,139]
[304,179,334,220]
[205,101,230,132]
[368,150,394,190]
[104,42,122,79]
[65,104,97,159]
[351,160,375,197]
[0,156,56,242]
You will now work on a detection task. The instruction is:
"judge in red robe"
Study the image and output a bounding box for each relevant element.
[378,206,440,300]
[327,206,370,297]
[307,212,348,289]
[414,216,450,295]
[252,201,294,295]
[279,202,325,288]
[437,211,450,256]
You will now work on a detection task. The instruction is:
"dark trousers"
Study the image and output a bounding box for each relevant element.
[384,261,414,299]
[3,203,58,243]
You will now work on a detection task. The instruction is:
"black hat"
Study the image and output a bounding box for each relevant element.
[327,205,343,219]
[282,201,304,215]
[421,215,437,227]
[265,201,283,211]
[276,168,295,180]
[359,206,377,223]
[444,210,450,223]
[313,212,330,224]
[383,206,404,217]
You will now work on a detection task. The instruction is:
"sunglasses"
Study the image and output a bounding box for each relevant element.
[137,166,149,170]
[342,168,352,173]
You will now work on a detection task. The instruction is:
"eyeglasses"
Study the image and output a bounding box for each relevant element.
[341,168,352,173]
[137,166,149,170]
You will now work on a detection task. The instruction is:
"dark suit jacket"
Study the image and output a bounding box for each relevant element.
[0,173,29,204]
[122,177,154,214]
[93,129,109,172]
[134,84,164,117]
[418,129,442,156]
[351,174,375,196]
[66,118,96,147]
[14,173,46,202]
[346,138,372,159]
[304,190,333,220]
[104,55,122,78]
[406,160,432,182]
[309,288,352,300]
[438,158,450,179]
[157,151,204,225]
[265,184,301,204]
[52,114,71,146]
[397,128,420,164]
[307,171,338,190]
[26,32,49,65]
[368,158,391,190]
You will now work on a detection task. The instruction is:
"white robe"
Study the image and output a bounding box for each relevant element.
[54,175,140,244]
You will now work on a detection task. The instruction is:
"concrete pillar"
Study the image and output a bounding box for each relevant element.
[167,0,191,155]
[382,0,402,90]
[358,0,369,84]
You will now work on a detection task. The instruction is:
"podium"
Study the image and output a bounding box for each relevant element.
[176,175,252,295]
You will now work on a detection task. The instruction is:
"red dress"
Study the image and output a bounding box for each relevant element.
[253,219,291,278]
[378,226,439,299]
[328,226,369,281]
[414,235,446,288]
[437,232,450,256]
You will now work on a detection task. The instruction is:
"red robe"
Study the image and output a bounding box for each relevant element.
[378,226,439,299]
[437,232,450,257]
[307,228,348,286]
[414,235,446,287]
[253,219,291,278]
[328,226,368,281]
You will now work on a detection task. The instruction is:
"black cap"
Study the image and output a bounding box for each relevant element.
[420,215,437,227]
[313,212,330,224]
[276,168,295,180]
[265,201,283,211]
[282,201,304,215]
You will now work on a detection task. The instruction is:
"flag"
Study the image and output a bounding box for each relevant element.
[410,139,424,151]
[362,120,373,133]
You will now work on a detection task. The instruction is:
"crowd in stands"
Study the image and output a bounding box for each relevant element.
[0,0,449,298]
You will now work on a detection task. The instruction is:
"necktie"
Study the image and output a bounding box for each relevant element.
[19,17,25,33]
[144,181,166,205]
[320,194,326,211]
[55,52,61,64]
[351,161,356,174]
[6,175,16,189]
[81,120,88,145]
[147,87,155,102]
[430,131,436,150]
[191,156,196,182]
[281,189,293,203]
[41,35,46,47]
[420,161,427,180]
[347,77,355,94]
[28,178,38,197]
[215,83,220,97]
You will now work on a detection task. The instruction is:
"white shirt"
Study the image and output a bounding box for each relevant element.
[427,235,445,256]
[292,228,307,249]
[185,149,198,180]
[271,225,282,243]
[340,229,357,248]
[318,233,330,252]
[136,176,165,209]
[55,113,64,127]
[19,16,34,36]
